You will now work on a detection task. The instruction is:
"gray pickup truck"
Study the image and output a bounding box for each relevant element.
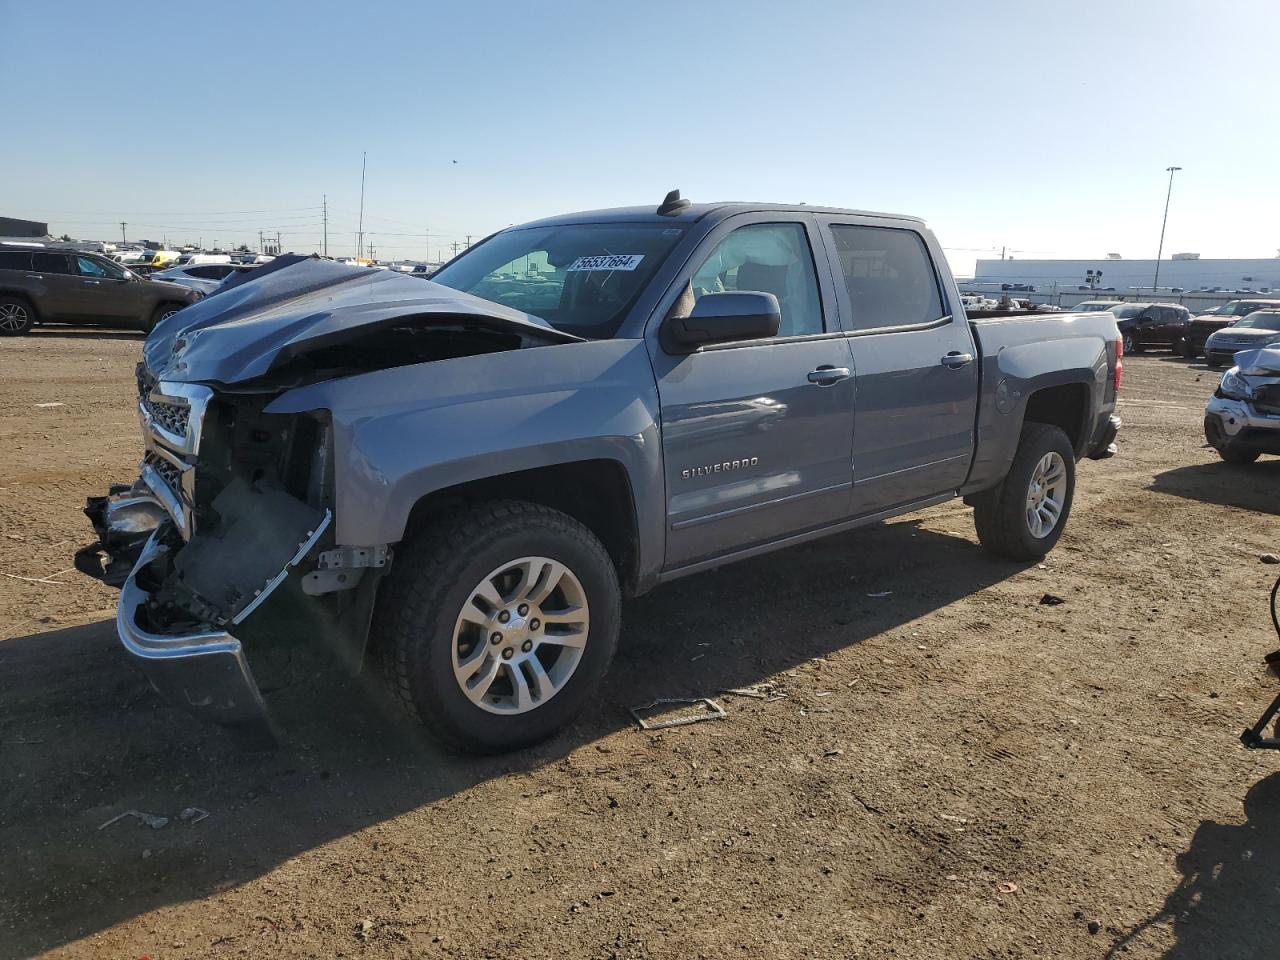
[78,194,1122,752]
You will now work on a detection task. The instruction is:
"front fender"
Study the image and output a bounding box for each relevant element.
[265,337,664,563]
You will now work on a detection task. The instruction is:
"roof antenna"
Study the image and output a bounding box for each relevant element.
[657,189,691,216]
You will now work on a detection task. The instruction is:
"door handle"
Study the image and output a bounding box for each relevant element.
[82,279,100,285]
[25,274,43,280]
[807,365,851,385]
[941,352,973,368]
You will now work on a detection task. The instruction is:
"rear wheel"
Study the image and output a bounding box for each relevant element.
[0,296,35,335]
[1182,340,1199,359]
[146,303,184,333]
[1206,356,1224,369]
[973,422,1076,560]
[1121,331,1139,354]
[373,500,621,753]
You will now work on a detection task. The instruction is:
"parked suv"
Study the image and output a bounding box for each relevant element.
[1184,299,1280,359]
[1107,302,1192,354]
[1204,310,1280,368]
[0,247,198,334]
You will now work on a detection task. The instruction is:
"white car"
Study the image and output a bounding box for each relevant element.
[175,252,233,267]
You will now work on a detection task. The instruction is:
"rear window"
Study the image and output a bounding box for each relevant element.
[827,224,945,330]
[0,250,32,270]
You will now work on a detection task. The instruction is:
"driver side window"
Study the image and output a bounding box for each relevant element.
[691,222,823,338]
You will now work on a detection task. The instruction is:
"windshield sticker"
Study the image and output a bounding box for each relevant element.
[566,254,645,272]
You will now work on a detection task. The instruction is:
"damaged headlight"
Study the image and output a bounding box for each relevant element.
[1219,368,1254,401]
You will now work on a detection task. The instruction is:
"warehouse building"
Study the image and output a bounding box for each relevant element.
[0,216,49,238]
[970,256,1280,295]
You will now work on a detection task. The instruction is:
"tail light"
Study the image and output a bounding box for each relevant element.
[1114,335,1124,392]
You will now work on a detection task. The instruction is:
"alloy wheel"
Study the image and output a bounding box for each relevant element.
[451,556,590,715]
[1025,451,1067,539]
[0,303,29,332]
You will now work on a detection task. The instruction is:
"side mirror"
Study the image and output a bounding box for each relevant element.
[664,291,781,351]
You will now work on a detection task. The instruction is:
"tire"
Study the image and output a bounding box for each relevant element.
[1217,447,1260,465]
[1182,340,1199,360]
[1206,356,1223,369]
[973,422,1076,560]
[372,500,621,753]
[146,303,184,333]
[0,296,35,335]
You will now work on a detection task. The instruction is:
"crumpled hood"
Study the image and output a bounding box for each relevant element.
[143,257,580,385]
[1234,346,1280,377]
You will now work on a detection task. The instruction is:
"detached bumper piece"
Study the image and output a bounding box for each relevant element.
[86,477,331,747]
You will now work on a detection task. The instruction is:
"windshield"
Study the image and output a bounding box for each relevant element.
[1109,305,1146,319]
[1077,302,1116,312]
[1232,312,1280,331]
[1220,300,1278,317]
[430,223,686,338]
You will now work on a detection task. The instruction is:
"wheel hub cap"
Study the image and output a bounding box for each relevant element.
[451,556,590,715]
[0,304,28,331]
[1025,452,1066,539]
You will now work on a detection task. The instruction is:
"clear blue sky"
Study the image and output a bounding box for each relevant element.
[4,0,1277,274]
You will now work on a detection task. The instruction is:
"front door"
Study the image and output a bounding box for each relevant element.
[650,217,856,569]
[73,255,139,323]
[817,218,977,515]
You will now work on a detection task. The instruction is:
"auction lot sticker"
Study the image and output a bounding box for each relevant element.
[566,254,645,272]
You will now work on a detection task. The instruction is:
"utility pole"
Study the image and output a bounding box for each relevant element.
[357,151,367,259]
[119,222,127,245]
[1152,165,1182,295]
[465,234,472,250]
[258,230,264,254]
[275,232,281,255]
[452,240,460,258]
[322,194,328,257]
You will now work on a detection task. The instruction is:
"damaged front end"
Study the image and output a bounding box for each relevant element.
[78,368,385,742]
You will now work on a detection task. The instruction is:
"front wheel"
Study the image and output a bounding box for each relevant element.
[146,303,184,333]
[1182,340,1199,359]
[1217,447,1260,465]
[373,500,620,753]
[973,422,1076,560]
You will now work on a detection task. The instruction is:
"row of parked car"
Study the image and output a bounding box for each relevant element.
[1072,298,1280,367]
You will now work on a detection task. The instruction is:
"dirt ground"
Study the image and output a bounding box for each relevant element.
[2,328,1279,960]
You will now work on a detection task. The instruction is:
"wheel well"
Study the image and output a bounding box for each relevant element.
[404,460,640,594]
[0,289,39,319]
[1023,383,1089,454]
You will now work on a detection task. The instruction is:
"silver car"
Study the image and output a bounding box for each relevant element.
[1204,310,1280,368]
[150,263,254,297]
[1204,345,1280,463]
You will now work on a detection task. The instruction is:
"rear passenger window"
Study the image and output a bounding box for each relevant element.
[32,252,74,275]
[0,251,32,270]
[828,225,945,330]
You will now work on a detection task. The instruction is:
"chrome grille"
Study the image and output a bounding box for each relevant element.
[140,393,189,440]
[144,452,182,499]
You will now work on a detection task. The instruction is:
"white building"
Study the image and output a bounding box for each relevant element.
[970,257,1280,295]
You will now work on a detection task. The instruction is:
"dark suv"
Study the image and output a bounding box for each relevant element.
[1108,302,1192,354]
[1184,298,1280,359]
[0,246,199,335]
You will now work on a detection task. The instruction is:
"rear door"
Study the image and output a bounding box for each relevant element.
[816,218,978,516]
[29,252,82,320]
[649,214,857,569]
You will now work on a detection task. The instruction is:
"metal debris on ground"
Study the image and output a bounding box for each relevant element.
[1039,593,1066,606]
[179,807,209,824]
[98,809,170,831]
[629,697,727,730]
[34,402,65,408]
[722,682,785,701]
[866,591,893,598]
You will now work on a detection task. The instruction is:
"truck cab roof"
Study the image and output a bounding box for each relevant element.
[517,200,926,230]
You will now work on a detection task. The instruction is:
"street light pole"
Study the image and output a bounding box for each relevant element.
[1152,165,1182,295]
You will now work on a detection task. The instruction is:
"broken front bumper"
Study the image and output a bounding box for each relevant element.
[1204,395,1280,455]
[116,532,268,726]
